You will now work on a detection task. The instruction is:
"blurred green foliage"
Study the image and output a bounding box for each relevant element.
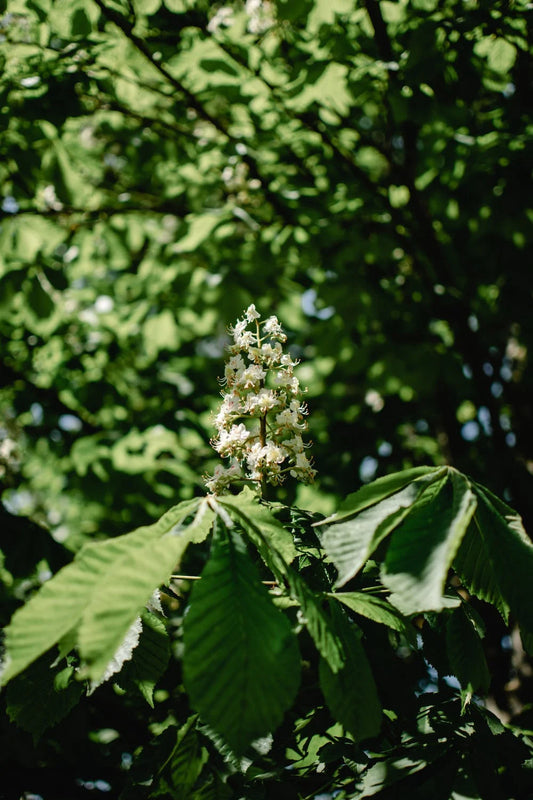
[1,0,532,796]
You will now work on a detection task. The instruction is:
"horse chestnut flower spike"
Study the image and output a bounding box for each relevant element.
[205,305,316,495]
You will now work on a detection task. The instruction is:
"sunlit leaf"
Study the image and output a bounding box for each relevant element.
[323,472,443,588]
[317,467,442,526]
[1,498,199,685]
[382,473,476,614]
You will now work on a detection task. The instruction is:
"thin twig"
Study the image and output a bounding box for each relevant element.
[171,574,278,586]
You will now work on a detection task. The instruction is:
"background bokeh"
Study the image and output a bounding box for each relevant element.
[1,0,532,795]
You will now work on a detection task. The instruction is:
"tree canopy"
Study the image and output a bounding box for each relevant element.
[1,0,532,798]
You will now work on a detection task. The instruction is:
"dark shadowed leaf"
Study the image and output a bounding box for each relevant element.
[118,611,171,707]
[446,605,490,694]
[331,591,416,645]
[6,654,83,741]
[152,716,209,799]
[471,485,533,638]
[319,601,381,741]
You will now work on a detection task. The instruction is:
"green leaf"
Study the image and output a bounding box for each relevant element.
[152,716,209,799]
[118,611,171,707]
[71,7,91,36]
[446,606,490,694]
[318,467,443,525]
[6,654,83,741]
[142,311,181,360]
[323,472,442,588]
[1,498,199,686]
[2,536,145,686]
[452,520,509,623]
[174,212,229,253]
[319,601,381,741]
[381,473,476,614]
[190,774,233,800]
[358,746,460,799]
[183,525,300,755]
[218,487,298,565]
[217,489,342,670]
[78,528,193,680]
[331,591,416,644]
[471,486,533,636]
[27,279,54,319]
[219,492,343,670]
[183,500,215,544]
[287,569,344,670]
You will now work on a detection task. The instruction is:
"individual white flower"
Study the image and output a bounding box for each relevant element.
[263,442,286,466]
[283,435,305,453]
[232,329,255,350]
[263,315,287,342]
[205,463,243,493]
[224,354,246,385]
[245,303,261,322]
[275,407,305,430]
[214,423,252,457]
[214,393,241,429]
[232,319,247,338]
[259,342,283,365]
[290,451,317,482]
[280,353,296,367]
[273,371,300,395]
[228,354,246,370]
[235,364,266,391]
[245,388,280,415]
[245,442,286,473]
[290,399,308,415]
[245,442,263,471]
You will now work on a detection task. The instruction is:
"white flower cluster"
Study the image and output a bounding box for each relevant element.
[205,305,316,494]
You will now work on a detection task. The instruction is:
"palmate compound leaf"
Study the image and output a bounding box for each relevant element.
[382,472,477,614]
[322,469,447,588]
[0,497,212,686]
[182,524,300,756]
[318,600,382,741]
